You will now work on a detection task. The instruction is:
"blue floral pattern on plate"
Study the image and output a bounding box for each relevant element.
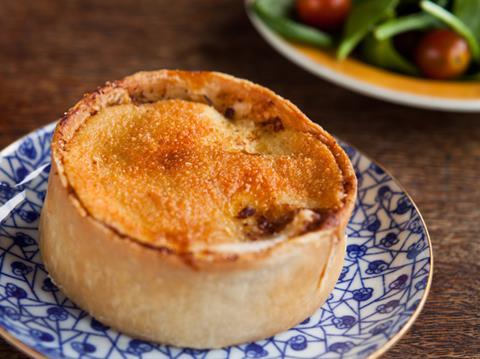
[0,124,431,358]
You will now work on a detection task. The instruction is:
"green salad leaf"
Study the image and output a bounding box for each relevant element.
[453,0,480,43]
[362,35,418,75]
[374,13,437,40]
[255,0,292,17]
[420,0,480,61]
[374,0,447,41]
[337,0,399,60]
[253,0,333,48]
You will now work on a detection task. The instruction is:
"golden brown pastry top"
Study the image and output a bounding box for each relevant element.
[55,70,356,251]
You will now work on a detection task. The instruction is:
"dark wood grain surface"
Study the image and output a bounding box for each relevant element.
[1,1,479,358]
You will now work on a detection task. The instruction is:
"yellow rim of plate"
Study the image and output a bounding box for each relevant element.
[292,44,480,100]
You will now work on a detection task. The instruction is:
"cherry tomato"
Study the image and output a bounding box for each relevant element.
[296,0,351,31]
[415,29,471,80]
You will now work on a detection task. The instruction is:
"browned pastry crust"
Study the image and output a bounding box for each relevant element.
[40,70,357,348]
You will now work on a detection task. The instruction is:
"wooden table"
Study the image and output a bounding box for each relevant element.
[1,1,478,358]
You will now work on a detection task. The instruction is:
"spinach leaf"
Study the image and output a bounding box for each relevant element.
[374,0,448,41]
[253,0,333,48]
[374,13,437,40]
[362,35,418,75]
[453,0,480,43]
[337,0,399,60]
[255,0,292,18]
[420,0,480,61]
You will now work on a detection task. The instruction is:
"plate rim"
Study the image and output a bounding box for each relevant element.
[245,1,480,112]
[0,124,433,359]
[340,141,434,359]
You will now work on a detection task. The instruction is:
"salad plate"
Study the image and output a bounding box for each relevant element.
[246,0,480,112]
[0,123,432,358]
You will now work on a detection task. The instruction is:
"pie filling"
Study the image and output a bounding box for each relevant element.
[63,99,345,247]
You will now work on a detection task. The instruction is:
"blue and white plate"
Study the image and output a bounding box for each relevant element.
[0,123,432,359]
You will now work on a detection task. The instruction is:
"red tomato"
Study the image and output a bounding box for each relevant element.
[415,29,471,80]
[296,0,351,31]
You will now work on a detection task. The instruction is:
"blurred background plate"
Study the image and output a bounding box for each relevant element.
[246,0,480,112]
